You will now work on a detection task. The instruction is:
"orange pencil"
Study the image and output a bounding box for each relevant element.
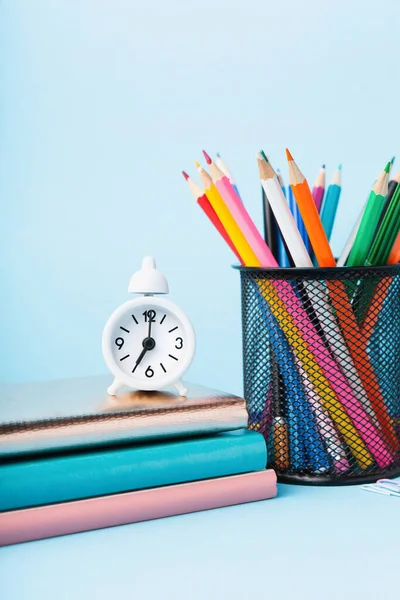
[286,149,336,268]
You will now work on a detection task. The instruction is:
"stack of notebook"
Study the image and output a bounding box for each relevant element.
[0,376,276,545]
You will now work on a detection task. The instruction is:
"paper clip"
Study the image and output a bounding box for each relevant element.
[361,478,400,497]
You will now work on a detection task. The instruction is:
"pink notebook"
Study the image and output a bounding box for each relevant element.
[0,470,277,546]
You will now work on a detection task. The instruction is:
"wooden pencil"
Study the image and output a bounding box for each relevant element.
[312,165,326,213]
[346,162,391,267]
[320,166,342,241]
[286,149,336,267]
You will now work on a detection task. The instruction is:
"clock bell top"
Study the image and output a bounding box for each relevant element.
[128,256,169,295]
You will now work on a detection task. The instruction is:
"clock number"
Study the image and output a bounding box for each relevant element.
[145,366,154,378]
[115,337,124,350]
[175,337,183,350]
[143,310,156,323]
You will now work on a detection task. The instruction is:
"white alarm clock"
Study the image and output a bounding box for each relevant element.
[102,257,195,397]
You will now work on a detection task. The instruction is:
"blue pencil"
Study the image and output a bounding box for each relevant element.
[276,169,292,267]
[321,165,342,241]
[288,185,307,245]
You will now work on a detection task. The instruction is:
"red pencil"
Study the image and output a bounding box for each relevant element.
[182,172,244,264]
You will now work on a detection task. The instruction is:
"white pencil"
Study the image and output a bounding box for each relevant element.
[257,153,312,267]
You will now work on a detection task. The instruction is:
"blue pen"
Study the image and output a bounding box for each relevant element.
[321,165,342,241]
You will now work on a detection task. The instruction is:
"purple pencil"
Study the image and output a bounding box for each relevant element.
[312,164,326,213]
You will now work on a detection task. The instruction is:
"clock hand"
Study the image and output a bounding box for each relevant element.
[132,336,156,374]
[134,346,148,368]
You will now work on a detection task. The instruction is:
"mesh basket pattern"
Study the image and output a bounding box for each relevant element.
[236,265,400,485]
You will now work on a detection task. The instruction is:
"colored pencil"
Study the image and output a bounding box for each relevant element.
[261,185,280,258]
[312,164,326,213]
[195,162,259,266]
[372,170,400,244]
[352,184,400,324]
[366,182,400,267]
[271,357,290,471]
[275,169,292,267]
[320,165,342,241]
[182,172,243,263]
[203,150,278,267]
[388,170,400,198]
[276,169,286,196]
[388,232,400,264]
[286,149,336,267]
[259,152,290,267]
[215,152,241,199]
[346,161,391,267]
[361,277,392,341]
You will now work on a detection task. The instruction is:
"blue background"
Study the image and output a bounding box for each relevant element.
[2,3,400,599]
[2,0,400,390]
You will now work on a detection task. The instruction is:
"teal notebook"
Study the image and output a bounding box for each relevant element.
[0,430,266,511]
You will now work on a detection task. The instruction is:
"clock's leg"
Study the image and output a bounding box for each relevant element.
[107,378,123,396]
[174,379,188,397]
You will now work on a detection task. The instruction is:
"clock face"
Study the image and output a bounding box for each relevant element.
[102,297,195,390]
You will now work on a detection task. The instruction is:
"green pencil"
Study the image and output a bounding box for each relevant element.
[366,182,400,266]
[352,183,400,323]
[346,161,391,267]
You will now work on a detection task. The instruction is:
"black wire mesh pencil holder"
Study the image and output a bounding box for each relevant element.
[235,264,400,485]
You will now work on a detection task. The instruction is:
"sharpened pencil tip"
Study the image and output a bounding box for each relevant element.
[285,148,294,161]
[216,152,221,158]
[322,164,326,169]
[202,150,212,165]
[260,150,268,162]
[182,171,190,181]
[384,161,391,174]
[338,164,342,170]
[391,156,395,165]
[194,160,201,169]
